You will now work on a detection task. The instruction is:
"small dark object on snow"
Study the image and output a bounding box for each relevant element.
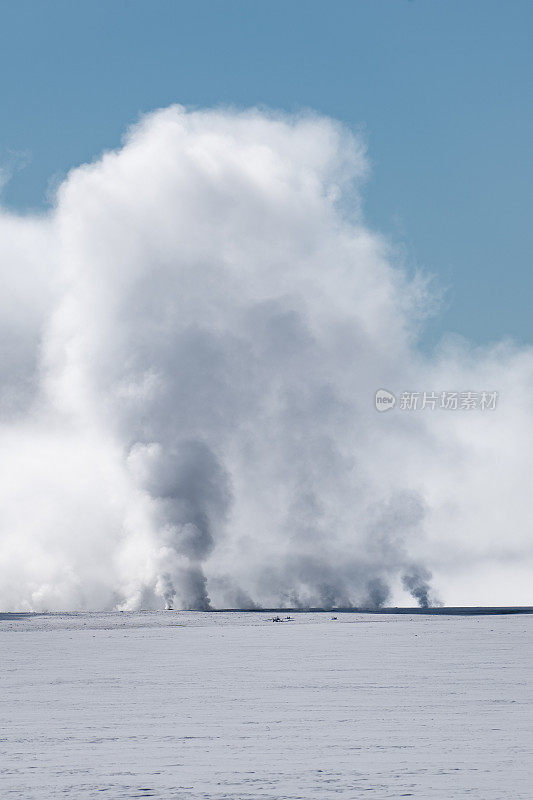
[331,616,338,620]
[272,616,282,622]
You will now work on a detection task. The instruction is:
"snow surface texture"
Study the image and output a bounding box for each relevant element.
[2,612,531,799]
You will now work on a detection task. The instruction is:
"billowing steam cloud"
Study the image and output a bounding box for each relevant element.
[1,106,532,611]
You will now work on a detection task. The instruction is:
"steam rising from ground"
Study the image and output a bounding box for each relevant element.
[1,106,532,611]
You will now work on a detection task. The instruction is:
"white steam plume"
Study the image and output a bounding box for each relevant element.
[0,106,531,611]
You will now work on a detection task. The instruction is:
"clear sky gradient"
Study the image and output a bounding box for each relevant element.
[0,0,531,346]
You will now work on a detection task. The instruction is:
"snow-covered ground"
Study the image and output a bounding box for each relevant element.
[1,611,531,799]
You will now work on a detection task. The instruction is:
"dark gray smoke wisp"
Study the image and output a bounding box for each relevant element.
[402,566,439,609]
[129,440,231,609]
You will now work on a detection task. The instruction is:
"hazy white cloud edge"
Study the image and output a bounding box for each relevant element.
[0,104,531,611]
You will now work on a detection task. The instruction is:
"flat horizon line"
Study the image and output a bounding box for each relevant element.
[201,606,533,615]
[2,606,533,619]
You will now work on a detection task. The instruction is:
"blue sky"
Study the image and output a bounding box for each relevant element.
[1,0,531,346]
